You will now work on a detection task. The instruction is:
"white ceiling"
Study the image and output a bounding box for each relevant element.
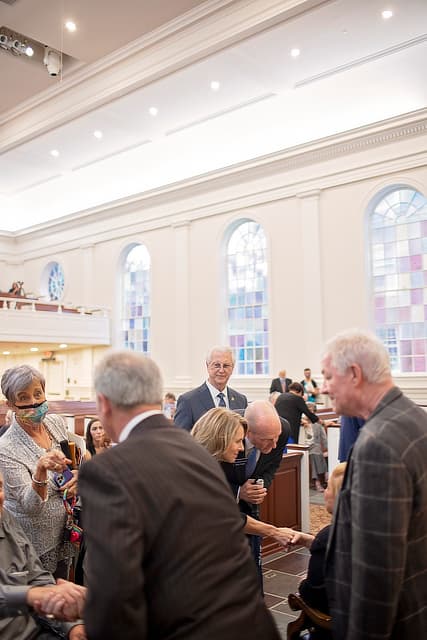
[0,0,426,232]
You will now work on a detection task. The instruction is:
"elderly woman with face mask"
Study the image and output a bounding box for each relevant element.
[0,365,78,579]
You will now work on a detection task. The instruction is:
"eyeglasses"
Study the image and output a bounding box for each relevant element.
[209,362,233,371]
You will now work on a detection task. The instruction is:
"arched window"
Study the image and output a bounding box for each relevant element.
[226,220,269,375]
[121,244,151,353]
[370,187,427,373]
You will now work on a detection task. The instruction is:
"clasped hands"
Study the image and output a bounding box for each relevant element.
[28,578,86,621]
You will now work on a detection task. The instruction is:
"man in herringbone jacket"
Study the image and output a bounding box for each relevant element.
[321,329,427,640]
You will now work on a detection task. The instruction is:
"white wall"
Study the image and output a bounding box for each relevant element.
[1,110,427,402]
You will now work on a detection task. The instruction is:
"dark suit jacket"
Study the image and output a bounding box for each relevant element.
[79,414,279,640]
[237,418,290,520]
[325,387,427,640]
[174,382,248,431]
[275,392,319,443]
[269,377,292,394]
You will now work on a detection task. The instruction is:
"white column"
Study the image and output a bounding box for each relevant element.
[297,190,324,366]
[173,221,191,386]
[327,424,340,476]
[287,444,310,533]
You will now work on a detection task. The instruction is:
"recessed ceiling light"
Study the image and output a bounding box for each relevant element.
[25,45,34,57]
[93,130,103,139]
[381,9,393,19]
[65,20,77,32]
[290,48,300,58]
[148,107,158,116]
[50,149,60,158]
[210,80,220,91]
[30,347,39,352]
[59,343,68,349]
[2,351,10,355]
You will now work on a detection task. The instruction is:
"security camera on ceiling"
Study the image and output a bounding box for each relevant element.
[43,47,62,76]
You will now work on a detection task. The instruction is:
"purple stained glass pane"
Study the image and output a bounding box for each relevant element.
[400,341,412,356]
[414,339,425,355]
[414,356,426,372]
[401,358,413,372]
[264,347,269,360]
[375,296,385,309]
[237,335,245,347]
[264,319,268,331]
[424,305,427,321]
[409,238,422,254]
[398,256,410,272]
[399,307,411,322]
[411,289,423,304]
[230,335,236,346]
[410,255,422,270]
[375,309,386,323]
[422,220,427,235]
[256,362,263,374]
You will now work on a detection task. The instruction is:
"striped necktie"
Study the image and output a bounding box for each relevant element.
[217,392,226,407]
[245,447,258,479]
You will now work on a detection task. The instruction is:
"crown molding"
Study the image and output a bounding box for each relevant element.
[7,107,426,255]
[0,0,323,152]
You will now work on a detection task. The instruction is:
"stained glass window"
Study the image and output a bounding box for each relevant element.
[121,244,151,354]
[47,262,64,301]
[370,187,427,373]
[226,221,269,375]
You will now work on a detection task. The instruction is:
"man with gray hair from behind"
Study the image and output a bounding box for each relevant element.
[78,350,280,640]
[322,329,427,640]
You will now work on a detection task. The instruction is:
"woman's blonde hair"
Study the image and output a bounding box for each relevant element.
[191,408,247,460]
[328,462,347,498]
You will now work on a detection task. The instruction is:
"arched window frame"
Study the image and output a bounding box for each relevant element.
[368,185,427,374]
[120,243,151,354]
[224,219,270,375]
[40,261,65,301]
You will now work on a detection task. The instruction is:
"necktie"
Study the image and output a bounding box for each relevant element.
[217,392,226,408]
[245,447,258,479]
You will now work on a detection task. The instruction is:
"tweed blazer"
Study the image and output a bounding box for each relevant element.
[325,386,427,640]
[174,382,248,431]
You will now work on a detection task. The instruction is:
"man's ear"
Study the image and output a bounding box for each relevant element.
[96,392,112,417]
[349,364,363,386]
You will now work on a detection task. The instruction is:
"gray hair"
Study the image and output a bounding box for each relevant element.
[206,346,235,365]
[94,350,163,408]
[323,329,391,384]
[244,400,280,432]
[1,365,45,403]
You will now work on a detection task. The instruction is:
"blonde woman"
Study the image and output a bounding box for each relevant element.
[191,407,292,548]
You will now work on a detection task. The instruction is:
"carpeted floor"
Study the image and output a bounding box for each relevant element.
[309,503,331,535]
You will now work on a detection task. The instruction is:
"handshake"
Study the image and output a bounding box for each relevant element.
[27,578,86,621]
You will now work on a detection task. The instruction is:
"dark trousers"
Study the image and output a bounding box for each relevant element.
[248,534,263,595]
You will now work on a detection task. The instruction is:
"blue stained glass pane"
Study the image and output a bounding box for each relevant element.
[121,244,151,354]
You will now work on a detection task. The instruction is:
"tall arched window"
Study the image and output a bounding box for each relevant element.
[370,187,427,373]
[226,220,269,375]
[121,244,151,353]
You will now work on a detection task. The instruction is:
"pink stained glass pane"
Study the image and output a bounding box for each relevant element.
[375,309,386,323]
[399,307,411,321]
[401,358,413,372]
[414,357,426,372]
[398,256,410,272]
[414,339,425,355]
[422,220,427,235]
[410,255,422,270]
[375,296,385,309]
[411,289,423,304]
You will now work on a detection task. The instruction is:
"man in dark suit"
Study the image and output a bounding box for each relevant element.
[275,382,321,443]
[79,351,280,640]
[234,401,290,588]
[322,330,427,639]
[174,346,247,430]
[269,369,292,394]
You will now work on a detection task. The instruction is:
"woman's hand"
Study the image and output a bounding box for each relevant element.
[60,469,78,497]
[36,450,71,476]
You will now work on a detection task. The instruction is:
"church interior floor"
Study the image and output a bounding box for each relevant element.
[264,493,331,638]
